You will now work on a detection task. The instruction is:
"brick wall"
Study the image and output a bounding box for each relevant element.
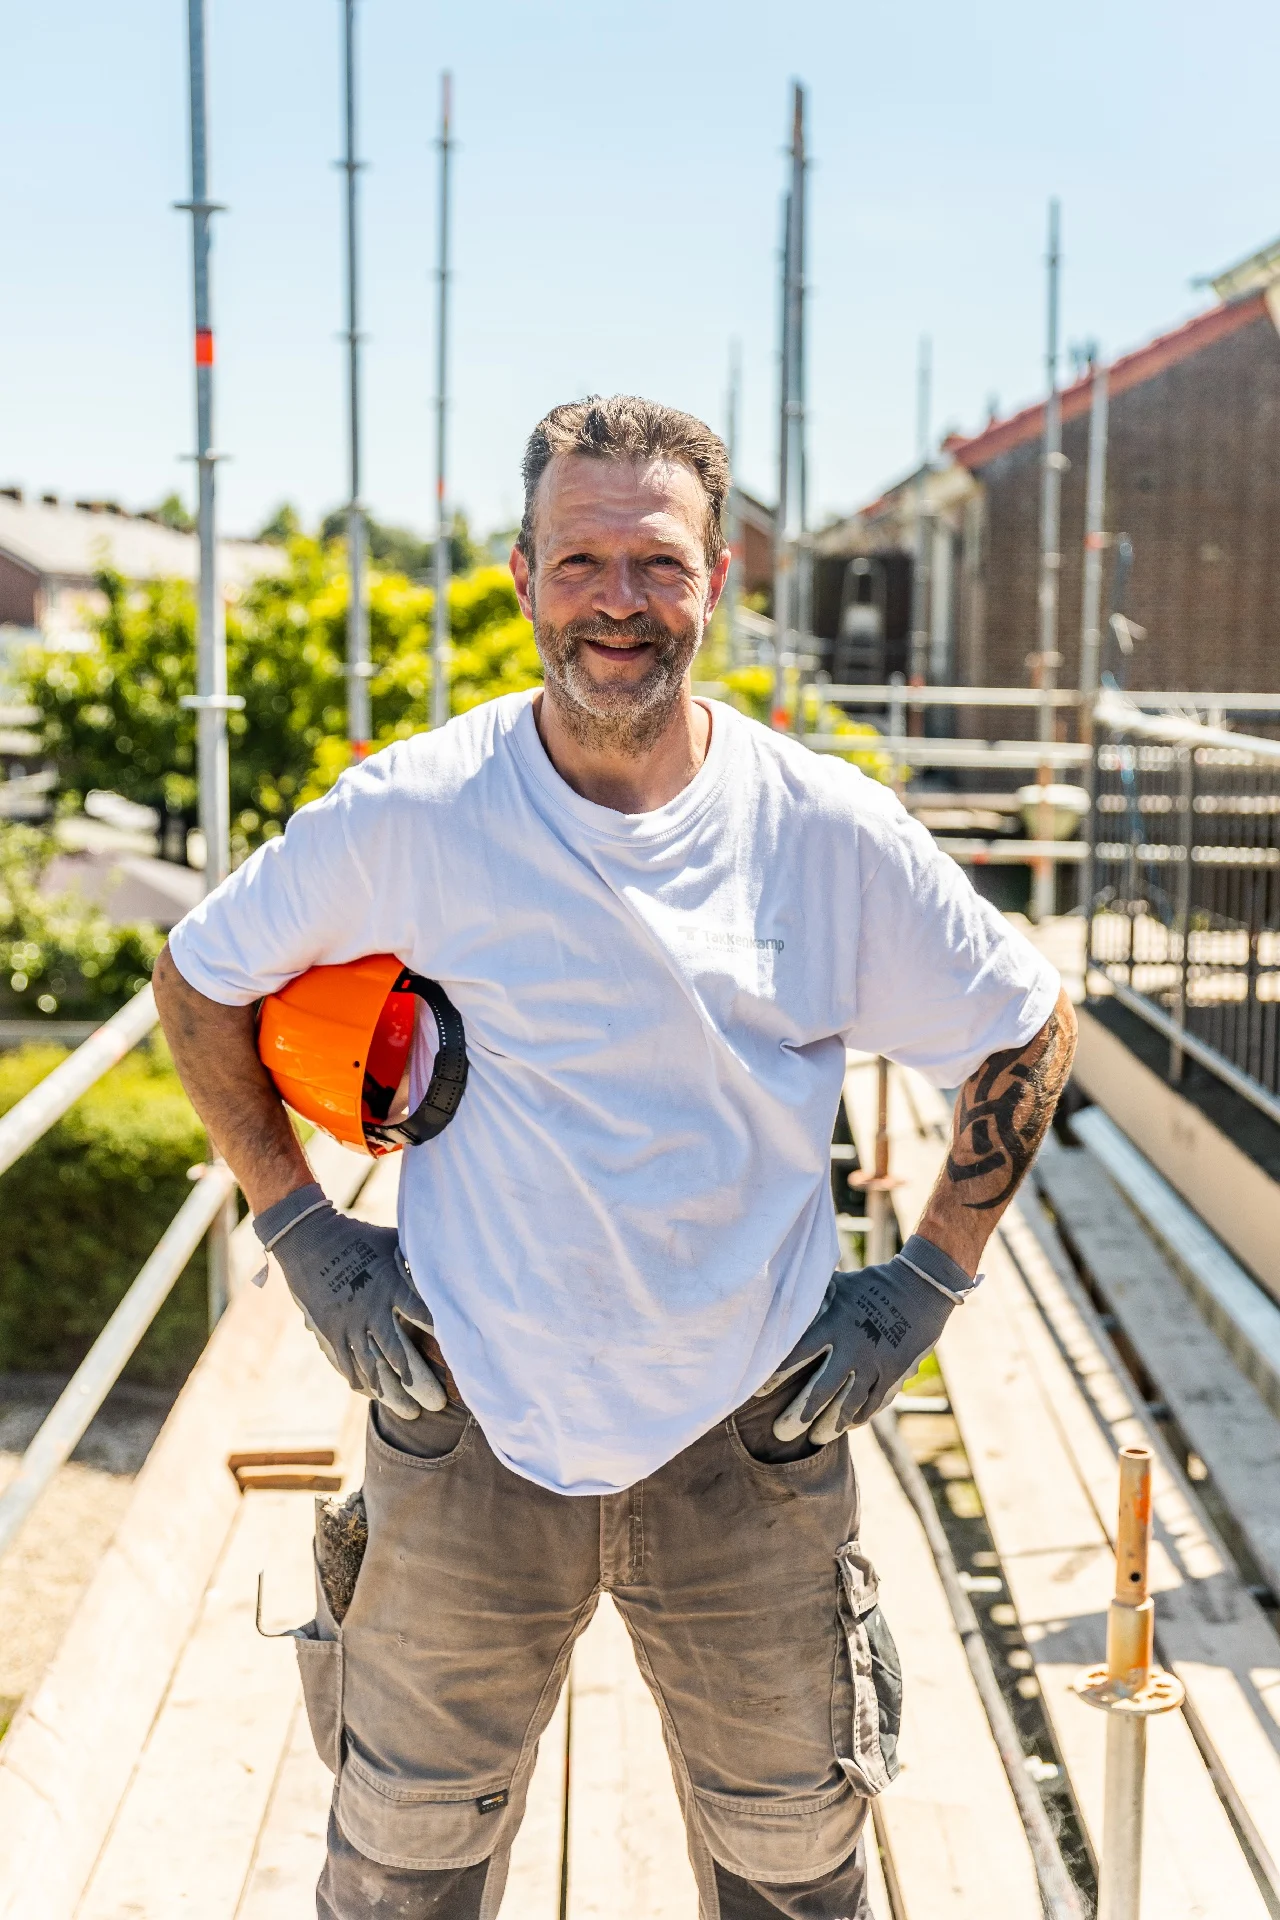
[971,308,1280,721]
[0,553,38,628]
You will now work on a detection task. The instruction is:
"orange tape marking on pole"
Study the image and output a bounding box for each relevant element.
[195,329,214,366]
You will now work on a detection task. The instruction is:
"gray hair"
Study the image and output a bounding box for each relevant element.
[518,394,729,568]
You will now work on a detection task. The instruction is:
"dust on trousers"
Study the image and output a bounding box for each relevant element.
[292,1378,902,1920]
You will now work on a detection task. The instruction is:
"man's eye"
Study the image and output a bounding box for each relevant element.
[649,556,681,570]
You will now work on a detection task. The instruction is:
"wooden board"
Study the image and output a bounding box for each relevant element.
[0,1133,370,1920]
[1034,1127,1280,1600]
[234,1694,334,1920]
[1001,1193,1280,1904]
[844,1063,1271,1920]
[496,1689,569,1920]
[75,1160,393,1920]
[77,1487,319,1920]
[851,1427,1041,1919]
[1070,1103,1280,1416]
[564,1595,698,1920]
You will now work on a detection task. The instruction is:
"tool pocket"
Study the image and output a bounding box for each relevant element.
[833,1541,902,1796]
[292,1487,369,1775]
[295,1625,344,1774]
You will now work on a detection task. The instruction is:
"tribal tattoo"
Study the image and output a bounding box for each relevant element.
[945,1002,1075,1212]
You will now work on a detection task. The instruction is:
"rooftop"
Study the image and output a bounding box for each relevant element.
[0,493,282,590]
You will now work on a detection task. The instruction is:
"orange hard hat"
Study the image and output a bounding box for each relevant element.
[257,954,468,1158]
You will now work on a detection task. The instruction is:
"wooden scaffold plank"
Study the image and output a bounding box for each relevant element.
[851,1427,1041,1919]
[844,1060,1272,1920]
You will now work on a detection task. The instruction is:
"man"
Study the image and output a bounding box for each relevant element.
[156,395,1075,1920]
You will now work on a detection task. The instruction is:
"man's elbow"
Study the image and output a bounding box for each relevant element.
[152,942,182,1021]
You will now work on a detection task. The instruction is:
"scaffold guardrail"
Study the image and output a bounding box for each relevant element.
[0,985,238,1566]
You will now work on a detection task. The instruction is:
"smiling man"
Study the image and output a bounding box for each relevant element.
[156,395,1075,1920]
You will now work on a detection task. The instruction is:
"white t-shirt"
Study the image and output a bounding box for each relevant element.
[169,692,1058,1495]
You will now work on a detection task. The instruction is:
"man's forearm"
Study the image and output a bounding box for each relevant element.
[153,944,313,1215]
[915,985,1077,1277]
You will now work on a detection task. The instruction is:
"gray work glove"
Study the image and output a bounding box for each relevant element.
[253,1182,445,1420]
[758,1234,978,1446]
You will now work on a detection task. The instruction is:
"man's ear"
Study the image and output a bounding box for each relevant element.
[510,543,534,622]
[702,548,732,627]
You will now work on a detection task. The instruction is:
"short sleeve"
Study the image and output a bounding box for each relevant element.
[166,779,393,1006]
[843,809,1060,1086]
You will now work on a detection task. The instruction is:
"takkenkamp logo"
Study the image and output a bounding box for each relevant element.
[680,927,785,954]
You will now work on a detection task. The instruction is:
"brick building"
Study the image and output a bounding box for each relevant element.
[816,243,1280,707]
[0,490,281,650]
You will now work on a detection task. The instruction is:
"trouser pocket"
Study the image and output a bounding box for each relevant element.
[293,1488,369,1775]
[833,1541,902,1796]
[296,1629,344,1774]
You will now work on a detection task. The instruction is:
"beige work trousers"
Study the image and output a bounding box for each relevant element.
[296,1378,901,1920]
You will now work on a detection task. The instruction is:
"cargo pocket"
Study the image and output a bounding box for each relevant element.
[833,1541,902,1796]
[337,1750,521,1871]
[295,1624,344,1774]
[290,1487,368,1776]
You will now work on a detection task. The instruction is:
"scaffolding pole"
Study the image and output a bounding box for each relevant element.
[724,339,742,668]
[908,336,932,699]
[771,82,806,731]
[1078,360,1110,725]
[1033,199,1063,924]
[177,0,238,1326]
[431,72,454,731]
[340,0,370,754]
[1077,358,1109,923]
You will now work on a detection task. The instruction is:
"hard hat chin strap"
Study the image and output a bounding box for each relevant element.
[364,972,469,1151]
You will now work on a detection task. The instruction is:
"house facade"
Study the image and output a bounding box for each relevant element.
[816,244,1280,712]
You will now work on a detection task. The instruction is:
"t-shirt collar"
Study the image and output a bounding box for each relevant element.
[508,689,733,844]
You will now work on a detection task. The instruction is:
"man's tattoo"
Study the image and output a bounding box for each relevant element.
[946,1010,1070,1211]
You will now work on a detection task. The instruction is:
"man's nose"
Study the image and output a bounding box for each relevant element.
[591,559,647,622]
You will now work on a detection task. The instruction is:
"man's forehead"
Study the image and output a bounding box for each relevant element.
[537,453,705,548]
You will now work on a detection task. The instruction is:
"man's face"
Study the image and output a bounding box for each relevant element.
[510,454,729,755]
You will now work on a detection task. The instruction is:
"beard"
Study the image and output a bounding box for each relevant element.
[533,607,702,756]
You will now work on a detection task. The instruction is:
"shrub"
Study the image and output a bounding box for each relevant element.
[0,826,163,1021]
[0,1040,212,1385]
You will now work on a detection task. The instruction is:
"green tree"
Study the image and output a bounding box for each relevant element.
[22,541,540,863]
[318,508,479,578]
[256,501,303,544]
[0,826,163,1017]
[147,492,195,533]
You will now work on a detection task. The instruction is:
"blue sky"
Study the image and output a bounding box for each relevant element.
[4,1,1278,542]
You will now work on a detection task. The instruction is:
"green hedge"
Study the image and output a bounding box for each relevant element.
[0,1040,213,1385]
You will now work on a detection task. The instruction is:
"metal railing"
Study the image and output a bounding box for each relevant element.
[0,988,238,1564]
[1086,692,1280,1127]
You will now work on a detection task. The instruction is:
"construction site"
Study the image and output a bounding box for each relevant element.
[3,6,1280,1919]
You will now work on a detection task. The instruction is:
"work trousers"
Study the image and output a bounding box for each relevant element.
[297,1377,902,1920]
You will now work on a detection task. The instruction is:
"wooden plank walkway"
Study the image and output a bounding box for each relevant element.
[1035,1125,1280,1597]
[845,1058,1278,1920]
[850,1428,1041,1918]
[0,1132,369,1920]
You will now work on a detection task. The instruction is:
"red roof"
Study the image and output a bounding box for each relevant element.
[944,292,1272,470]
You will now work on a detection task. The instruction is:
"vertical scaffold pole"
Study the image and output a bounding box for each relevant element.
[1033,199,1063,924]
[909,337,932,699]
[340,0,370,755]
[431,73,454,732]
[848,1057,903,1267]
[1078,360,1110,725]
[179,0,238,1327]
[724,339,742,669]
[1073,1447,1185,1920]
[772,82,806,732]
[772,162,793,727]
[1078,358,1109,925]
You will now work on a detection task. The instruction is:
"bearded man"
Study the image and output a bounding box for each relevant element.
[156,395,1075,1920]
